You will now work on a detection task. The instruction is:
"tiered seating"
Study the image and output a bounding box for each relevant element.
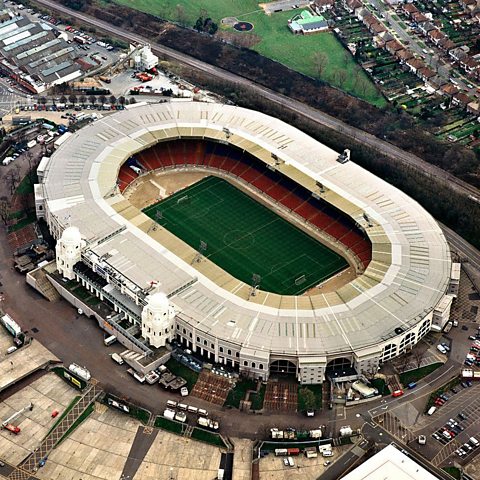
[294,201,318,221]
[324,221,351,239]
[340,231,363,249]
[117,165,138,192]
[117,138,373,269]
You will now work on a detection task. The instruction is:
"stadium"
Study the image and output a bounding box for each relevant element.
[34,101,457,384]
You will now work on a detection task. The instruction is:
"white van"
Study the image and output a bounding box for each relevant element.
[6,346,17,354]
[322,450,334,457]
[104,334,117,346]
[427,406,436,416]
[287,456,295,467]
[198,408,208,417]
[166,400,177,409]
[177,403,188,411]
[187,405,198,414]
[2,157,14,166]
[111,353,124,365]
[470,437,479,447]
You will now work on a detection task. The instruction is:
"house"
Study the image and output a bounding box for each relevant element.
[313,0,335,13]
[427,29,446,45]
[418,66,436,82]
[402,3,418,16]
[449,45,470,62]
[460,56,480,73]
[370,22,387,35]
[395,49,414,63]
[467,101,480,115]
[411,12,428,24]
[288,10,329,34]
[385,39,404,55]
[438,38,455,53]
[344,0,363,14]
[427,75,445,90]
[452,92,472,108]
[406,57,426,73]
[441,83,460,97]
[418,21,436,36]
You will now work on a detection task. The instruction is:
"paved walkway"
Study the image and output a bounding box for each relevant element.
[11,384,101,477]
[120,425,159,480]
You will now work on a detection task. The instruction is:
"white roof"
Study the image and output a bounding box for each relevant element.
[42,102,451,358]
[342,444,440,480]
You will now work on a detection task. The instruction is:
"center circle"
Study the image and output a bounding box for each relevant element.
[233,21,254,32]
[223,230,255,249]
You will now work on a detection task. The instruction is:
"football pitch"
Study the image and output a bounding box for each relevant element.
[143,176,348,295]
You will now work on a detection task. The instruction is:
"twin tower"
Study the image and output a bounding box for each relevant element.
[55,226,176,349]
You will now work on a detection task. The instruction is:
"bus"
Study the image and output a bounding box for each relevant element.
[104,335,117,346]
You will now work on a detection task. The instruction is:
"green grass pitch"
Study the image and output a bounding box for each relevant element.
[143,176,348,295]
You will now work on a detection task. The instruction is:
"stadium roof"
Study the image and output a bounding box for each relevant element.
[342,444,440,480]
[41,102,451,358]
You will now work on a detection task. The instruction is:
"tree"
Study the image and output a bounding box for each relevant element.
[39,96,47,107]
[129,97,137,105]
[68,94,77,105]
[59,95,67,105]
[313,51,328,78]
[88,95,96,106]
[4,165,21,195]
[79,95,87,106]
[412,349,424,369]
[98,95,107,106]
[175,4,187,25]
[0,196,8,225]
[118,96,126,106]
[109,95,117,105]
[299,387,316,411]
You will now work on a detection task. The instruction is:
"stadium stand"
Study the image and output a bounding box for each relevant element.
[119,139,372,268]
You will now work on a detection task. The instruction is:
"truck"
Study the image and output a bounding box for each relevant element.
[197,417,219,431]
[443,322,453,333]
[73,35,87,45]
[111,353,124,365]
[309,429,322,439]
[274,449,288,457]
[175,411,187,423]
[462,369,480,380]
[99,76,111,84]
[3,423,20,434]
[339,426,353,437]
[1,314,22,337]
[127,368,145,383]
[352,380,378,398]
[163,409,175,420]
[68,363,91,382]
[104,335,117,346]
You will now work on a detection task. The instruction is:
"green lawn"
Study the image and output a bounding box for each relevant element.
[111,0,385,106]
[250,384,266,410]
[399,363,443,387]
[143,176,348,295]
[191,427,227,447]
[154,415,186,434]
[224,378,256,408]
[165,358,199,390]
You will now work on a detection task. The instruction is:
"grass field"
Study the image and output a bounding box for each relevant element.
[111,0,385,106]
[143,176,347,295]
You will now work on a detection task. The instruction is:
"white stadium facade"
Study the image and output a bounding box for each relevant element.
[33,101,459,385]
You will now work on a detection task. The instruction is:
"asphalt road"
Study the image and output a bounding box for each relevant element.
[30,0,480,203]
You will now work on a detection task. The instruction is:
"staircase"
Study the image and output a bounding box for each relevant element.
[34,270,60,302]
[15,385,102,475]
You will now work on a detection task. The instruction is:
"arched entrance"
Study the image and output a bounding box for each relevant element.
[270,359,297,375]
[326,357,355,380]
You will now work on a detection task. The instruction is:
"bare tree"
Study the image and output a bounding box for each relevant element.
[412,349,424,369]
[334,69,348,87]
[175,4,187,25]
[0,196,8,225]
[4,165,21,195]
[313,51,328,78]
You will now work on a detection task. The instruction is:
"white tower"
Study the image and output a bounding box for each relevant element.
[141,291,175,348]
[55,226,85,280]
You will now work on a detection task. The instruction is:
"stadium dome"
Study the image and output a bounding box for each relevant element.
[61,226,82,245]
[147,292,170,315]
[37,101,454,384]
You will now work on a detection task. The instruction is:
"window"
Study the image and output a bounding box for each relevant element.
[182,328,186,334]
[196,336,200,343]
[219,347,224,353]
[259,364,263,370]
[252,362,256,369]
[211,343,214,349]
[227,349,231,356]
[235,352,239,358]
[243,361,248,367]
[203,340,207,346]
